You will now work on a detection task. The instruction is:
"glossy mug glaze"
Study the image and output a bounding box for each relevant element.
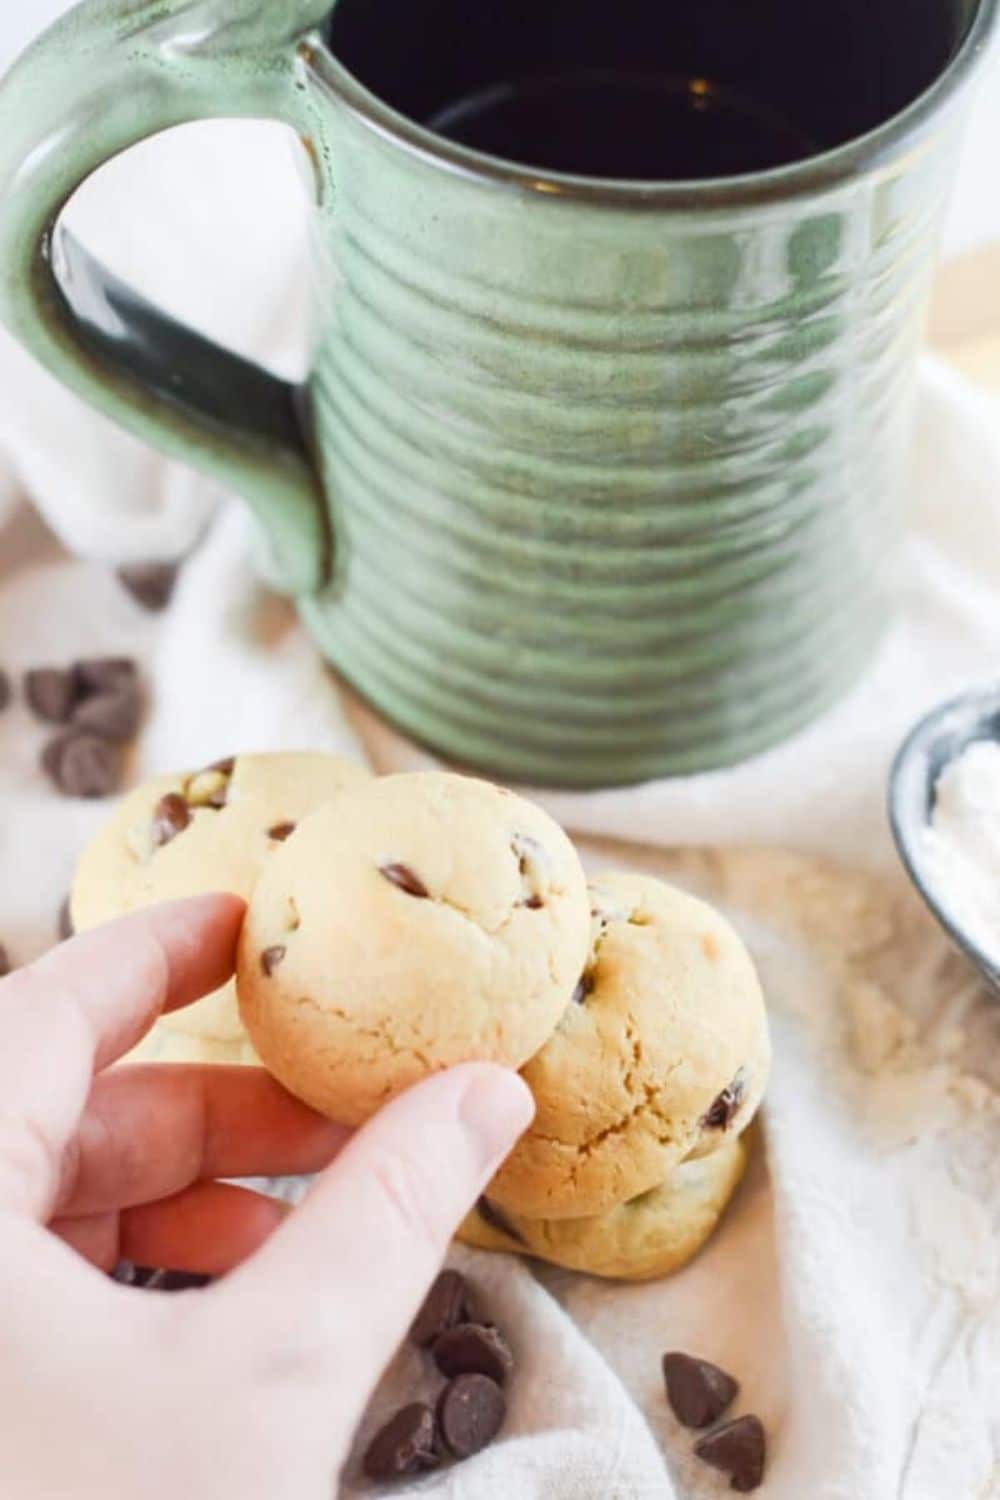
[0,0,995,786]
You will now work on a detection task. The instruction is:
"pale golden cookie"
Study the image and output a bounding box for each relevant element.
[459,1135,748,1281]
[485,871,770,1220]
[72,752,369,1060]
[237,772,590,1125]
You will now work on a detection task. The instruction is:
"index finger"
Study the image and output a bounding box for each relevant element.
[0,895,244,1220]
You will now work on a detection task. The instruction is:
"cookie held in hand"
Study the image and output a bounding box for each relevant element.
[237,772,591,1125]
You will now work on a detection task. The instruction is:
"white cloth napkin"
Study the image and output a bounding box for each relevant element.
[0,120,997,1499]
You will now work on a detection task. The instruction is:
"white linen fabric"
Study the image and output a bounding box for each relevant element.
[0,108,996,1499]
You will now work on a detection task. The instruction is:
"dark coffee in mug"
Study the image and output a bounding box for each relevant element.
[327,0,970,179]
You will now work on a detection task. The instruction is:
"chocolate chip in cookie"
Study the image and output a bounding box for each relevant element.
[433,1323,514,1386]
[152,793,192,848]
[261,945,287,976]
[363,1402,441,1480]
[0,944,12,978]
[42,733,122,799]
[436,1374,505,1460]
[702,1070,748,1131]
[662,1352,739,1429]
[410,1270,474,1349]
[694,1415,766,1492]
[379,862,429,899]
[268,821,297,843]
[26,668,78,725]
[58,896,74,941]
[572,972,595,1005]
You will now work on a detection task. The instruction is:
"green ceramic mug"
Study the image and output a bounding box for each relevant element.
[0,0,995,787]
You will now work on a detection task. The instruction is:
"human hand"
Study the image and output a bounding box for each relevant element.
[0,896,533,1498]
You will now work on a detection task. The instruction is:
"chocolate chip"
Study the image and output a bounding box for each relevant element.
[209,756,236,775]
[58,896,74,940]
[379,862,429,899]
[268,821,296,843]
[73,657,138,696]
[475,1197,525,1246]
[0,670,11,712]
[363,1403,441,1480]
[694,1415,766,1492]
[522,894,545,910]
[42,734,121,799]
[72,680,143,743]
[437,1374,505,1460]
[261,945,286,976]
[663,1352,739,1429]
[117,562,179,613]
[110,1264,213,1291]
[25,668,78,724]
[702,1071,748,1131]
[142,1269,214,1292]
[0,945,12,978]
[410,1270,473,1349]
[152,793,191,847]
[572,973,595,1005]
[433,1323,514,1386]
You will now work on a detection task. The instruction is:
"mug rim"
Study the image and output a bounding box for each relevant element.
[305,0,999,207]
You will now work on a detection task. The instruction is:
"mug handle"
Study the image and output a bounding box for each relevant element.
[0,0,336,596]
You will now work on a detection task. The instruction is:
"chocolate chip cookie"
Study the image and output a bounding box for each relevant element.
[236,772,590,1124]
[459,1135,749,1281]
[484,871,770,1219]
[71,752,370,1061]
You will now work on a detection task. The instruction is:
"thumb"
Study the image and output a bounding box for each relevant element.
[230,1064,533,1398]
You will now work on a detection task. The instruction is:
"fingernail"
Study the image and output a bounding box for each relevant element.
[458,1067,535,1172]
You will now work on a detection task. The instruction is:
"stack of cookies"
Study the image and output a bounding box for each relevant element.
[72,756,769,1282]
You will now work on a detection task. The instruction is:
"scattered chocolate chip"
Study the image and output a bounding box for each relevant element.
[702,1071,748,1131]
[209,756,236,775]
[379,862,429,899]
[73,657,138,696]
[410,1270,473,1349]
[25,668,78,725]
[110,1264,213,1291]
[42,733,121,798]
[143,1269,214,1291]
[663,1352,739,1429]
[572,973,595,1005]
[433,1323,514,1386]
[0,670,11,712]
[261,945,286,976]
[268,821,297,843]
[522,894,545,910]
[363,1403,441,1480]
[58,896,74,940]
[152,793,191,848]
[117,561,179,613]
[436,1374,505,1460]
[475,1197,525,1246]
[0,945,11,978]
[72,680,143,743]
[694,1415,766,1492]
